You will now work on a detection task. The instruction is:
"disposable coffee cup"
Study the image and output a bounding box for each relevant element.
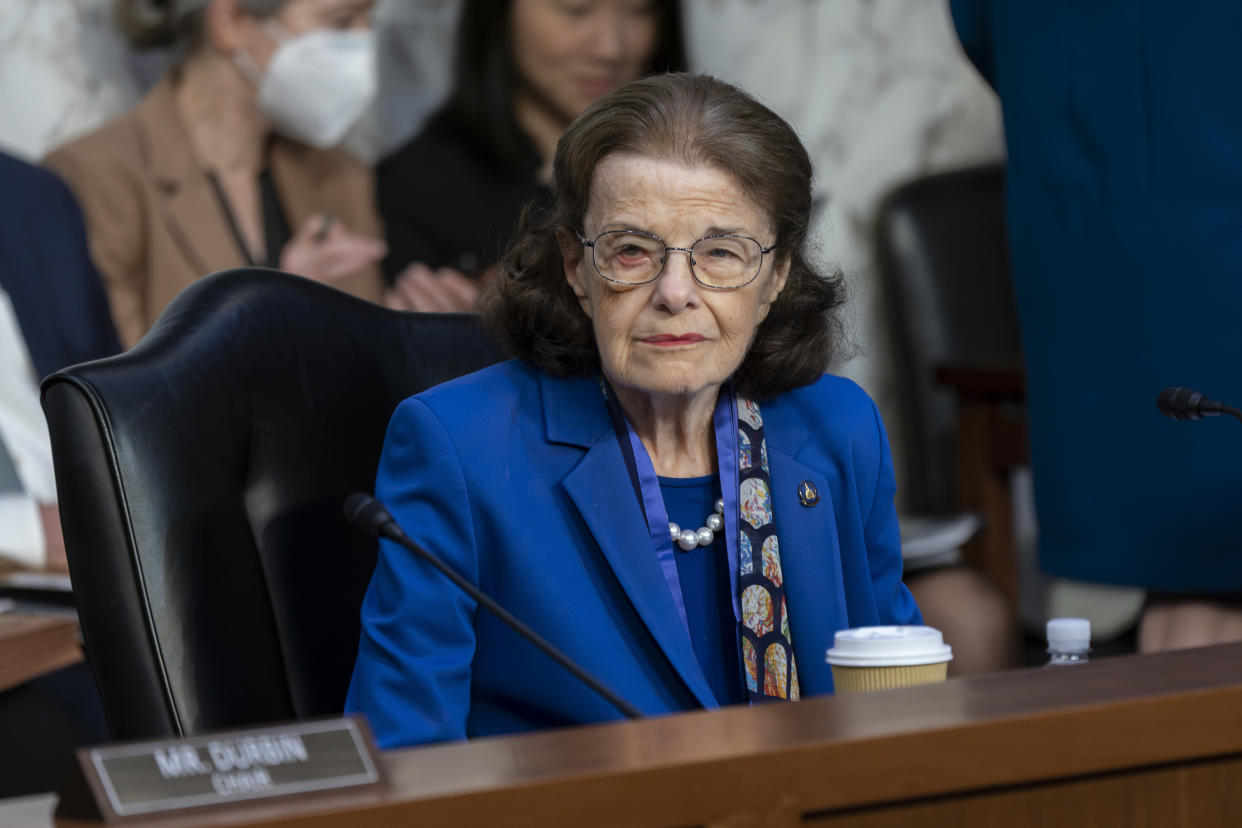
[825,626,953,693]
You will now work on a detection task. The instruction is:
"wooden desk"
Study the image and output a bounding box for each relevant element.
[62,643,1242,827]
[0,611,81,693]
[935,359,1027,611]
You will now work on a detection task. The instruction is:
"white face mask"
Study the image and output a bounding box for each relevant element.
[237,22,378,149]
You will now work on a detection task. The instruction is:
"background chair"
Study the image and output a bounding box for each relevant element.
[41,269,507,741]
[874,162,1026,607]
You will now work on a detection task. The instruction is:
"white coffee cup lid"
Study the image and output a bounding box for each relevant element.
[825,625,953,667]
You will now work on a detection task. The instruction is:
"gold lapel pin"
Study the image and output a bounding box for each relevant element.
[798,480,819,507]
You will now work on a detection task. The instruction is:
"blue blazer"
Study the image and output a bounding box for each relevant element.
[347,360,920,748]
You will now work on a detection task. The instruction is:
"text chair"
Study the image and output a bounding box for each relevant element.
[40,269,506,740]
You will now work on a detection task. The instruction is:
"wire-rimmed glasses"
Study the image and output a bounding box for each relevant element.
[575,229,776,290]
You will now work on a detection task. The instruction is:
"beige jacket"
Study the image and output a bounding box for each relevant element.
[45,76,384,348]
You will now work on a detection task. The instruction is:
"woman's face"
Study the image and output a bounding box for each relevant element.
[562,154,789,400]
[510,0,661,124]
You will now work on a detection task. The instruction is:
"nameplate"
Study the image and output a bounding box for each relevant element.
[57,716,384,822]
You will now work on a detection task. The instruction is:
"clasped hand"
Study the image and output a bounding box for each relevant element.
[278,213,387,285]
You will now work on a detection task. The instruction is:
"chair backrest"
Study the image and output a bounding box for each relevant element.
[874,163,1020,514]
[41,269,507,741]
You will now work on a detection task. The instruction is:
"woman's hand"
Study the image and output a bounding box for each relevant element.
[383,262,484,312]
[279,214,387,285]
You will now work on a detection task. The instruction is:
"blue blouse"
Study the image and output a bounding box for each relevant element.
[659,475,746,706]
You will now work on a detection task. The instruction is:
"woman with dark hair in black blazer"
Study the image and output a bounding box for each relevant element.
[380,0,687,312]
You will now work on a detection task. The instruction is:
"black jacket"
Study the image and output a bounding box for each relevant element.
[377,113,549,281]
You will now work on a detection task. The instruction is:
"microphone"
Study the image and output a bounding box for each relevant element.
[1156,387,1242,424]
[344,492,643,720]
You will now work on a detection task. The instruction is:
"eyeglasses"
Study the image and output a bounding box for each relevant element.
[575,229,776,291]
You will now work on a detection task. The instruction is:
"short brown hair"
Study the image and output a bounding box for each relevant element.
[480,73,845,400]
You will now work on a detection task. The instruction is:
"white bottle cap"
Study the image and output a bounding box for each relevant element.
[1046,617,1091,652]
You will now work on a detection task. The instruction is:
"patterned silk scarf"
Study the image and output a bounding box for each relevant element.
[737,398,800,701]
[602,378,799,704]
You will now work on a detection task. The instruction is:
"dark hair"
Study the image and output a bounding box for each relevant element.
[114,0,287,51]
[432,0,688,173]
[481,73,846,401]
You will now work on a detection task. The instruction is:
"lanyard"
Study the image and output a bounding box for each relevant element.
[601,379,743,638]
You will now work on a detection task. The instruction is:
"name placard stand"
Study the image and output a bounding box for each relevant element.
[55,716,385,823]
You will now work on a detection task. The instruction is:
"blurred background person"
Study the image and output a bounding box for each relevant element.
[379,0,687,313]
[0,152,120,573]
[44,0,387,350]
[951,0,1242,653]
[0,151,115,798]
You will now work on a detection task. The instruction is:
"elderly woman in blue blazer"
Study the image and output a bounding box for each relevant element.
[347,73,922,748]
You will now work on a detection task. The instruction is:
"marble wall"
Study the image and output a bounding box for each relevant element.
[373,0,459,156]
[0,0,142,161]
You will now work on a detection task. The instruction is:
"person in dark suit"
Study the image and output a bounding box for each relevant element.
[0,150,114,797]
[951,1,1242,651]
[0,151,121,573]
[0,152,120,384]
[379,0,687,312]
[348,74,922,748]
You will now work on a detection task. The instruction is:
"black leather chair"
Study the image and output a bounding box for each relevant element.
[40,269,507,741]
[874,163,1021,516]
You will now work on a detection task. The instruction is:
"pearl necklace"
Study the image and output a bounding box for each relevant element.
[670,498,725,551]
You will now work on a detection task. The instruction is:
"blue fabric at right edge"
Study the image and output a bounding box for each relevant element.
[949,0,1242,590]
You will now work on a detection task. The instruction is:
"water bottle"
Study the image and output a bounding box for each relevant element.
[1045,617,1091,666]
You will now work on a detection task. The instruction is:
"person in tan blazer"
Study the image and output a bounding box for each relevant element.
[45,0,386,349]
